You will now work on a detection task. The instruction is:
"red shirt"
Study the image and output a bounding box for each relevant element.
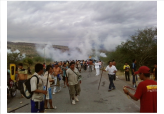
[134,80,157,113]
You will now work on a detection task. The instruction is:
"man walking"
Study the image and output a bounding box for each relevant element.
[123,66,157,113]
[123,62,130,81]
[66,62,81,105]
[103,61,117,91]
[30,63,47,113]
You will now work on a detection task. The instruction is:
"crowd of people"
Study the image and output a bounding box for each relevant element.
[7,59,157,113]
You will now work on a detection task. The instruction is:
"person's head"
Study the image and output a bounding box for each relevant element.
[135,66,150,80]
[108,61,113,66]
[125,62,127,65]
[46,65,53,74]
[35,63,44,75]
[70,62,75,69]
[18,63,23,69]
[112,59,116,66]
[63,63,66,67]
[54,63,58,68]
[133,59,137,63]
[154,63,157,68]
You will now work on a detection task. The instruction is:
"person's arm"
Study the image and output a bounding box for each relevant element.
[123,89,138,101]
[33,89,47,95]
[60,68,63,74]
[66,70,69,86]
[103,66,108,72]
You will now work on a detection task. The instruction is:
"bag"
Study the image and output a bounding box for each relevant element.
[21,75,39,99]
[70,68,82,81]
[57,74,61,81]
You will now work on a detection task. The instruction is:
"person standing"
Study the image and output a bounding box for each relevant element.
[95,61,100,76]
[62,63,68,88]
[112,59,117,81]
[52,63,62,94]
[98,60,102,68]
[42,65,56,109]
[123,62,130,81]
[103,61,117,91]
[66,62,81,105]
[84,61,87,71]
[30,63,47,113]
[123,66,157,113]
[16,63,28,98]
[132,59,137,88]
[77,60,81,73]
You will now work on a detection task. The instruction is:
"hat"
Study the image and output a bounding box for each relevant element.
[135,66,150,75]
[54,63,58,65]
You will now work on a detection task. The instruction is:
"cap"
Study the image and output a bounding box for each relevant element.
[135,66,150,75]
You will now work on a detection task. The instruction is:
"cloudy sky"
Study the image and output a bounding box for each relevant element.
[7,1,157,48]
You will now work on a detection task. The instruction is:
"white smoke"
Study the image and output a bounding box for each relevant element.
[100,52,107,57]
[36,32,104,61]
[7,49,26,58]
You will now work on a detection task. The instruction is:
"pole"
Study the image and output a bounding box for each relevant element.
[98,62,104,90]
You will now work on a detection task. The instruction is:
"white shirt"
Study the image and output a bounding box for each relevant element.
[42,71,53,88]
[30,72,44,102]
[105,65,117,75]
[95,63,100,68]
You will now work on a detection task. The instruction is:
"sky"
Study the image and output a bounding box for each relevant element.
[7,1,157,50]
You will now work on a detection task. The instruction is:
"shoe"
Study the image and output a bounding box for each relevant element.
[53,92,55,95]
[75,96,79,102]
[72,100,76,105]
[108,89,112,92]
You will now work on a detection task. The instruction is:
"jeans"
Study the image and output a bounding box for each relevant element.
[53,76,61,93]
[108,74,115,90]
[125,72,130,81]
[132,74,138,84]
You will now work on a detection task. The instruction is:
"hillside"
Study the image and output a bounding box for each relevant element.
[7,41,69,58]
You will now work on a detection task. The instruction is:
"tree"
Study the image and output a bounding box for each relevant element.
[7,52,24,68]
[103,27,157,71]
[22,58,34,67]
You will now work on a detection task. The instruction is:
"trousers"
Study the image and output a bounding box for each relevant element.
[108,74,115,90]
[53,76,61,93]
[95,68,100,76]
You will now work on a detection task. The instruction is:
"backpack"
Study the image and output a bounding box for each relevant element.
[21,75,39,99]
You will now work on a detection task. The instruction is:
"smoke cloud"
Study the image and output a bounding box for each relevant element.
[100,53,107,57]
[7,49,26,58]
[35,32,107,61]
